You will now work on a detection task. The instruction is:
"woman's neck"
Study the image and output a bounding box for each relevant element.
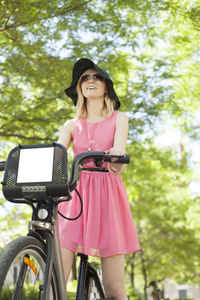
[86,98,105,122]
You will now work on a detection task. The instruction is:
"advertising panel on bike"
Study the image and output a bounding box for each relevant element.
[17,147,54,183]
[2,143,70,201]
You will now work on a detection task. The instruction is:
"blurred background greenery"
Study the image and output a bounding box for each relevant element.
[0,0,200,298]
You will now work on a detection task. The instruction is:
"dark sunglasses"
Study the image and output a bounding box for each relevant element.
[80,73,104,84]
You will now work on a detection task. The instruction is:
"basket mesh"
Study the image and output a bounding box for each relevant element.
[5,148,20,187]
[11,149,20,160]
[6,169,17,187]
[52,145,66,183]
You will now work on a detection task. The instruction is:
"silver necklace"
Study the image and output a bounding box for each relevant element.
[85,120,100,151]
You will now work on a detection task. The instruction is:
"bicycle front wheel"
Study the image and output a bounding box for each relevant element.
[0,236,59,300]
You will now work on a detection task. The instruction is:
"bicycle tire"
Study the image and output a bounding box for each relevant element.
[0,236,59,300]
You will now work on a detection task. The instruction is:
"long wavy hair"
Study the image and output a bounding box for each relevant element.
[75,78,115,119]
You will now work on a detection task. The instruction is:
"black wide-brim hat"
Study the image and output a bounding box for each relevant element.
[65,58,120,110]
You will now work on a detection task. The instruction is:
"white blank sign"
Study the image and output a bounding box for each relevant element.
[17,147,54,183]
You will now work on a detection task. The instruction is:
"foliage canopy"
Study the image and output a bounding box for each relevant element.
[0,0,200,296]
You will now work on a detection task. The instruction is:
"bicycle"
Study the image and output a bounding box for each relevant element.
[149,281,165,300]
[0,142,130,300]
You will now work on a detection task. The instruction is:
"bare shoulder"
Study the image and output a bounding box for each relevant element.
[62,118,77,132]
[113,111,128,152]
[116,111,128,126]
[58,118,77,148]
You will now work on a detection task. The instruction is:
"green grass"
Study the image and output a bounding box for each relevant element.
[1,284,77,300]
[0,285,39,300]
[67,290,76,300]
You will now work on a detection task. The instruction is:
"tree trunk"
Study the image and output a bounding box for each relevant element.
[140,248,148,300]
[130,257,135,289]
[126,253,135,289]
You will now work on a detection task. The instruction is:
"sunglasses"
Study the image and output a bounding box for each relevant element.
[80,73,104,84]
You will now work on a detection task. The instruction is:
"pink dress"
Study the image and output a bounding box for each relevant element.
[58,111,140,257]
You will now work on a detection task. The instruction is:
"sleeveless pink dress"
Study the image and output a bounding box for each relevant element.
[58,111,140,257]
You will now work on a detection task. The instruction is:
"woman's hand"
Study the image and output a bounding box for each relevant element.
[106,147,125,175]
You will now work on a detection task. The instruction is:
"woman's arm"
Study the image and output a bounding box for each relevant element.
[58,119,76,150]
[107,112,129,175]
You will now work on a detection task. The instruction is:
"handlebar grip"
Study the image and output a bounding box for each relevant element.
[0,161,6,172]
[103,154,130,164]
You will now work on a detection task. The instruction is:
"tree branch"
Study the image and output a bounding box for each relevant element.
[0,0,93,32]
[0,132,55,142]
[3,31,18,41]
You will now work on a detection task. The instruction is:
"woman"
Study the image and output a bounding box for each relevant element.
[58,58,140,300]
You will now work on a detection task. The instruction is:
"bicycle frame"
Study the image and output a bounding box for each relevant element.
[27,208,68,300]
[0,144,130,300]
[14,197,106,300]
[27,212,105,300]
[76,254,105,299]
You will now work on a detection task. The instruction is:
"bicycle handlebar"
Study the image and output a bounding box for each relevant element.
[0,151,130,193]
[69,151,130,191]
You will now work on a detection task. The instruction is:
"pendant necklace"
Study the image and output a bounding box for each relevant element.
[85,120,100,152]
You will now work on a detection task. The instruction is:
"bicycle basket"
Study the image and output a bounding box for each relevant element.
[2,143,70,201]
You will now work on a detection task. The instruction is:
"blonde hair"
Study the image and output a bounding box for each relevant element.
[75,79,115,119]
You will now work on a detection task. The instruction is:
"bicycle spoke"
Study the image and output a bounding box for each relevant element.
[1,250,45,299]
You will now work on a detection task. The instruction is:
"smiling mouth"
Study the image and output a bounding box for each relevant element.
[87,86,97,90]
